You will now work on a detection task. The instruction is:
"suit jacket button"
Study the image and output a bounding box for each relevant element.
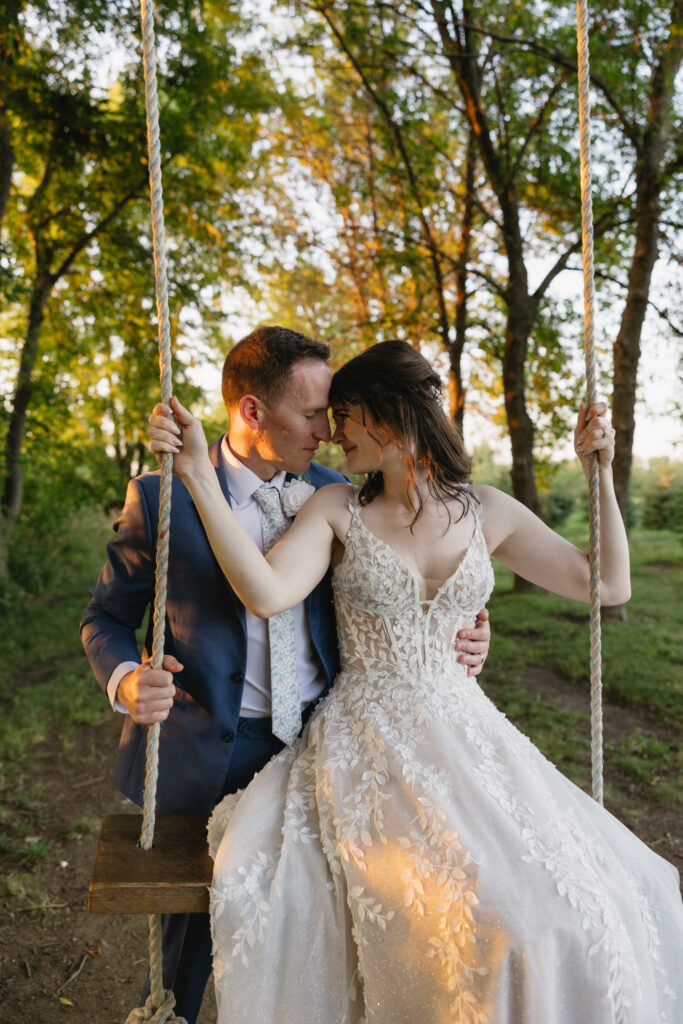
[220,730,235,743]
[231,672,243,685]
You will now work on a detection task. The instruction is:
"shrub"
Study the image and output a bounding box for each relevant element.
[641,479,683,533]
[540,489,575,528]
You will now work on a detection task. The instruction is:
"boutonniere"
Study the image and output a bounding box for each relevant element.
[281,475,316,517]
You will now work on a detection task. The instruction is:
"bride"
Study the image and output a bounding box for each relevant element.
[149,341,681,1024]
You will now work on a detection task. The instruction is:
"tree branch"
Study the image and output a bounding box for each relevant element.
[460,22,641,152]
[531,205,627,302]
[312,0,453,342]
[511,73,570,180]
[594,268,683,338]
[53,156,174,282]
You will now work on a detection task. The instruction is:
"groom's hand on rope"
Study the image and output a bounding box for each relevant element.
[149,395,209,480]
[456,608,490,676]
[116,655,184,725]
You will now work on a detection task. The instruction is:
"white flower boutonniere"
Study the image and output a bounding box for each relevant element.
[281,476,316,518]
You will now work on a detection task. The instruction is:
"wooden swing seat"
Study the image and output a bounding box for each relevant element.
[89,813,212,915]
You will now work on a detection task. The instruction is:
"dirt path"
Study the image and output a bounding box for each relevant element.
[1,674,680,1023]
[0,716,217,1024]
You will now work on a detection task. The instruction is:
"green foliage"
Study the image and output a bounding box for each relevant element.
[470,445,513,492]
[6,505,113,596]
[1,0,276,524]
[535,459,586,527]
[641,476,683,533]
[19,835,53,860]
[0,870,51,906]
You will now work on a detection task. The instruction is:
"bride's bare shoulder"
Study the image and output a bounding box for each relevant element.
[314,481,356,505]
[302,481,355,522]
[304,482,355,546]
[469,483,506,509]
[469,484,517,541]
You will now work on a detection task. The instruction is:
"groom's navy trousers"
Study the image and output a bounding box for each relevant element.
[80,438,344,1022]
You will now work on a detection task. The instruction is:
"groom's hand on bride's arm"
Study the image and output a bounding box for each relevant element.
[455,608,490,676]
[116,655,184,724]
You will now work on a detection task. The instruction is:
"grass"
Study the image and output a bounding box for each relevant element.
[481,518,682,804]
[486,519,682,715]
[65,816,101,840]
[0,508,114,871]
[1,870,53,906]
[607,731,681,806]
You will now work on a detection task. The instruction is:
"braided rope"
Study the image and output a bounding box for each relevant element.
[125,1,185,1021]
[576,0,603,805]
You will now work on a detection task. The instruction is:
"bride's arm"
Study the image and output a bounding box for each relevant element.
[477,402,630,606]
[149,397,348,617]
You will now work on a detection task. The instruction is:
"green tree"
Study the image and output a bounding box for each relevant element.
[0,0,272,533]
[270,0,680,528]
[261,68,494,435]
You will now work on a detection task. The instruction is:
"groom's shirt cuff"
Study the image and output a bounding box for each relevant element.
[107,661,139,713]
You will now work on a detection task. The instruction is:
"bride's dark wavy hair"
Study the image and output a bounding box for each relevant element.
[329,340,475,526]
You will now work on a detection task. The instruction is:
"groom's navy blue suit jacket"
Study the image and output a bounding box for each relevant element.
[80,438,346,815]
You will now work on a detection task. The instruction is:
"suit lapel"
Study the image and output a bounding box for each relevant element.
[207,436,247,634]
[208,435,233,506]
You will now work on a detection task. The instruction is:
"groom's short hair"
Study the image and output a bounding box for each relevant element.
[222,326,331,409]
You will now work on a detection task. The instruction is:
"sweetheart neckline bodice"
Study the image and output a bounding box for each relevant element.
[335,494,485,610]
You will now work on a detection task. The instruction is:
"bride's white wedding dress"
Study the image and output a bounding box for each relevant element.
[208,493,682,1024]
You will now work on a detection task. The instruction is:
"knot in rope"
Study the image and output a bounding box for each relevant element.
[125,989,187,1024]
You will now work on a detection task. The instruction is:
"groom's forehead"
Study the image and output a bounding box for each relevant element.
[279,359,332,407]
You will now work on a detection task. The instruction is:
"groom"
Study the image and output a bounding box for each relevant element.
[80,325,491,1023]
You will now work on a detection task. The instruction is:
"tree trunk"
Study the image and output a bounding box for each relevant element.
[0,3,19,233]
[608,166,662,622]
[0,105,13,230]
[429,1,541,517]
[503,308,541,516]
[611,3,683,521]
[448,131,476,439]
[611,167,660,523]
[447,352,466,439]
[0,514,10,585]
[2,270,54,520]
[502,261,539,592]
[500,194,541,517]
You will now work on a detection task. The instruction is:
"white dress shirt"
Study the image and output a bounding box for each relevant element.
[107,438,327,717]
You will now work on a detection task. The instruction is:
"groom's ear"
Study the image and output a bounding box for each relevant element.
[238,394,265,431]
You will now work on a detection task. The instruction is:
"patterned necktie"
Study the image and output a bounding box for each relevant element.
[252,485,301,745]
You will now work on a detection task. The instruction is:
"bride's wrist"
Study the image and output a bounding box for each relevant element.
[181,458,214,491]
